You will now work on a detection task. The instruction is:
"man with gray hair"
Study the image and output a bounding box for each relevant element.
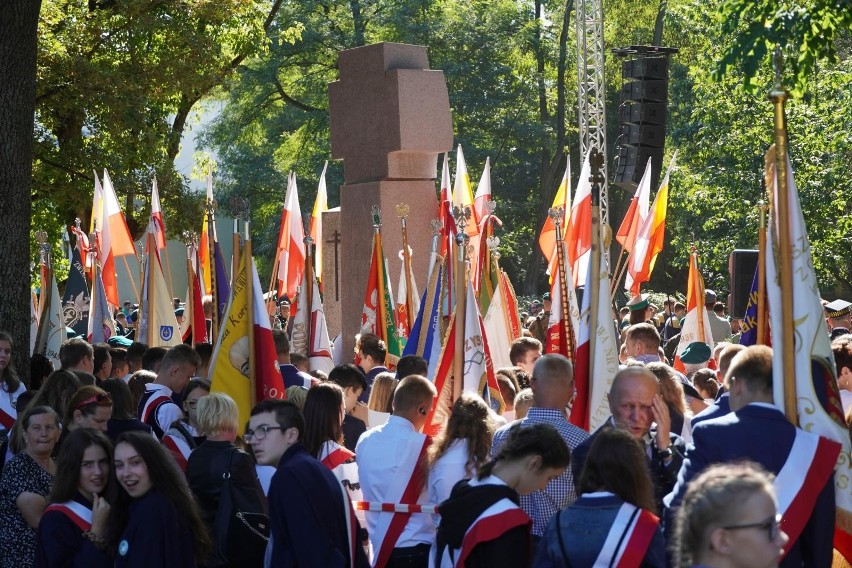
[571,365,687,510]
[490,354,589,553]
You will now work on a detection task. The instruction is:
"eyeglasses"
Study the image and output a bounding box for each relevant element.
[244,425,284,441]
[74,393,111,411]
[722,514,782,541]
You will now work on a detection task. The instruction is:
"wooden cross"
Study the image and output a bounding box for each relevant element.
[326,230,342,301]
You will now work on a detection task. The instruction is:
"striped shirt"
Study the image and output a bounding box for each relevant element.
[491,408,589,536]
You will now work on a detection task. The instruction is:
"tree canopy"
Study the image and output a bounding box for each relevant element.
[21,0,852,300]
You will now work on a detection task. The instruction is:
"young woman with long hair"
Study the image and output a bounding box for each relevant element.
[534,428,665,567]
[427,393,495,506]
[435,423,571,567]
[673,462,787,568]
[301,383,365,538]
[108,431,210,567]
[34,428,114,567]
[0,331,26,432]
[365,371,397,427]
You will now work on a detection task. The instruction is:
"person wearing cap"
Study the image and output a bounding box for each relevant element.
[274,298,291,332]
[526,294,551,344]
[174,307,185,326]
[626,294,651,325]
[704,290,731,344]
[825,299,851,340]
[679,341,712,375]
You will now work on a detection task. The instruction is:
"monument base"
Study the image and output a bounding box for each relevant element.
[340,179,439,359]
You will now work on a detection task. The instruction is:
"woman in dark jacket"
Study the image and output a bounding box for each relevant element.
[108,431,209,568]
[435,423,571,568]
[534,428,666,568]
[185,392,266,567]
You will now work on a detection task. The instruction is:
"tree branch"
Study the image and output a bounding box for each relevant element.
[272,77,323,112]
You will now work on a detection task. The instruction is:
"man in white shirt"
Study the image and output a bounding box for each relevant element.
[357,375,437,568]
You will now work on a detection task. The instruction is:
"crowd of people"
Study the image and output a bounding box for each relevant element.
[0,286,850,568]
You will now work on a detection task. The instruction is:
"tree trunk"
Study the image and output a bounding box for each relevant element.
[0,0,43,385]
[523,0,573,295]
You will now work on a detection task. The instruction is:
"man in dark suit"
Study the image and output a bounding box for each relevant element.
[665,345,837,568]
[571,366,686,510]
[690,343,746,428]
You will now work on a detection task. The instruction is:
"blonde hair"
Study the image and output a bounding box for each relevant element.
[367,372,398,413]
[196,392,239,435]
[674,462,776,568]
[513,388,534,420]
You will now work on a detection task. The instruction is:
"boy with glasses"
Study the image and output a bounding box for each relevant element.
[247,399,369,567]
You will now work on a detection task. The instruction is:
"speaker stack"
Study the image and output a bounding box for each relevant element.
[612,46,677,192]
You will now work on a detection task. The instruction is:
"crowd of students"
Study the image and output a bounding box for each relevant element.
[0,318,849,567]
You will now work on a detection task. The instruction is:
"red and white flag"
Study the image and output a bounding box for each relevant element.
[625,153,676,294]
[615,157,652,254]
[289,272,334,374]
[150,177,167,250]
[765,150,852,560]
[275,172,306,299]
[572,247,620,431]
[545,242,580,359]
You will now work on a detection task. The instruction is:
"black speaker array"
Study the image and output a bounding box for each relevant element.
[614,57,670,191]
[728,249,759,319]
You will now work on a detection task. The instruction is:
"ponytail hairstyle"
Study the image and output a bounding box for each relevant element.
[673,462,776,568]
[0,331,21,393]
[478,423,570,480]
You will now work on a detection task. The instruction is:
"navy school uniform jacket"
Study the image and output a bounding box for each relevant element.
[268,443,369,568]
[665,404,835,568]
[114,490,196,568]
[34,494,111,568]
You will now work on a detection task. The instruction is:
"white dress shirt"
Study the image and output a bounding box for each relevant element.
[356,416,436,548]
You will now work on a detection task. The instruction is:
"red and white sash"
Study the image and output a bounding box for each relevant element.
[162,433,192,472]
[439,497,530,568]
[320,440,356,470]
[774,428,841,557]
[0,396,15,429]
[592,503,659,568]
[370,435,431,568]
[0,384,23,429]
[338,476,361,568]
[44,500,93,532]
[141,393,172,424]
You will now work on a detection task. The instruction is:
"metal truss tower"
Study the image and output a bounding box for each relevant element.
[575,0,610,243]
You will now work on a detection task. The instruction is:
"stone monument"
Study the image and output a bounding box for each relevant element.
[328,42,453,358]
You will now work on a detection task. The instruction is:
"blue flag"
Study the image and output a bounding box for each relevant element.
[739,265,760,346]
[403,262,443,380]
[214,241,231,321]
[62,247,90,337]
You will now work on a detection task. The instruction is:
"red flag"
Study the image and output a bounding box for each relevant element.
[275,172,306,299]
